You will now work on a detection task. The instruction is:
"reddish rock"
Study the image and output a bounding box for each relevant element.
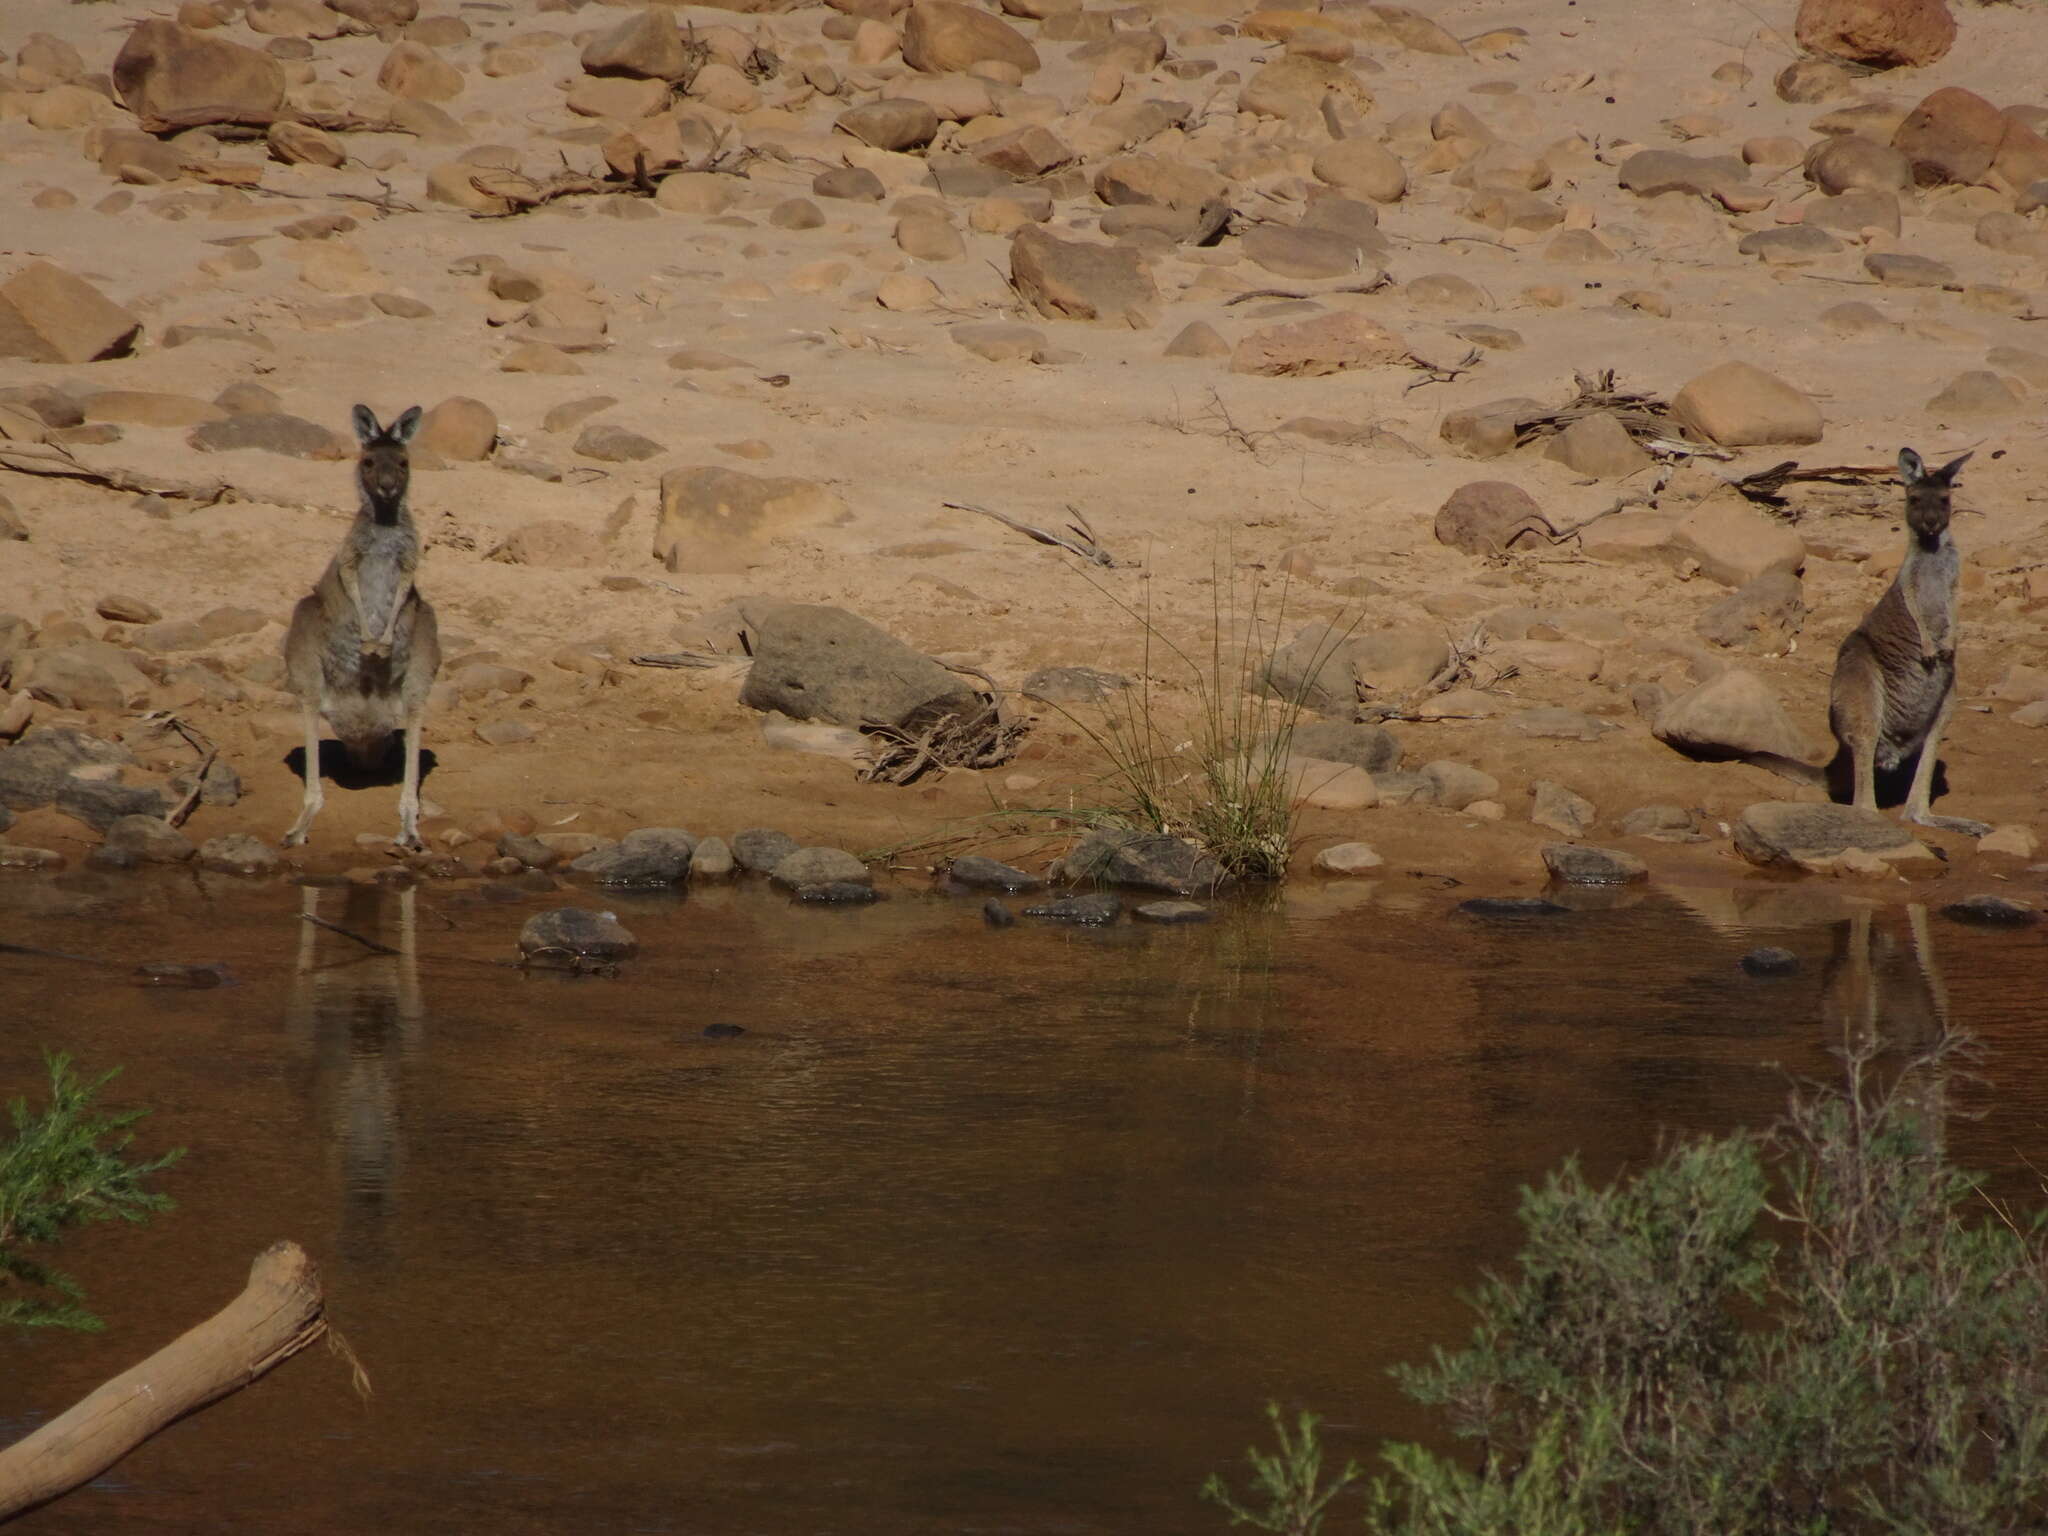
[111,20,286,133]
[0,263,141,364]
[901,2,1039,75]
[1795,0,1955,67]
[1009,226,1158,327]
[1230,310,1408,377]
[1893,87,2005,186]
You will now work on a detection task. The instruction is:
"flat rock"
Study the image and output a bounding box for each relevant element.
[188,412,349,459]
[1239,55,1372,121]
[571,826,695,885]
[1133,900,1209,923]
[580,9,690,80]
[1544,413,1650,479]
[1312,841,1383,875]
[1735,226,1842,266]
[0,263,141,365]
[1022,891,1120,923]
[952,321,1045,363]
[792,880,881,905]
[1666,499,1807,587]
[1529,780,1595,837]
[732,828,799,873]
[654,466,848,574]
[1618,149,1747,198]
[739,602,976,734]
[1289,720,1400,773]
[0,726,130,811]
[1241,226,1371,280]
[1697,569,1806,649]
[1422,760,1498,811]
[948,853,1044,891]
[1655,669,1821,762]
[1941,893,2038,926]
[1672,363,1823,448]
[902,1,1040,74]
[1621,805,1706,842]
[1732,801,1917,866]
[838,98,941,151]
[1865,252,1953,286]
[575,423,665,462]
[100,814,194,864]
[198,833,280,875]
[58,778,169,833]
[518,906,638,959]
[1009,226,1158,327]
[1229,310,1407,377]
[1541,842,1646,885]
[1021,666,1129,704]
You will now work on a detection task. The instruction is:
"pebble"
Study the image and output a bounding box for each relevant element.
[1312,842,1383,875]
[1739,946,1800,977]
[1940,894,2039,927]
[1540,842,1647,886]
[983,897,1016,927]
[1133,900,1210,924]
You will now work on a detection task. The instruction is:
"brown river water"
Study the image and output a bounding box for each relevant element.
[4,867,2048,1535]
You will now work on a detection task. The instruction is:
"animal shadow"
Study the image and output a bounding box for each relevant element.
[1821,745,1952,812]
[285,736,439,793]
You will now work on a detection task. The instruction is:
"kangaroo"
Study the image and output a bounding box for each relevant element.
[1825,447,1988,837]
[283,404,440,850]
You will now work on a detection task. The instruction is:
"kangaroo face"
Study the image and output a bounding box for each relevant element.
[1898,446,1971,542]
[352,404,424,524]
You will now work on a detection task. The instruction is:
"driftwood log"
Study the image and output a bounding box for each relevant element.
[0,1241,327,1522]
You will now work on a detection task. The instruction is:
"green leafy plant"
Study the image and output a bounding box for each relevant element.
[1204,1405,1363,1536]
[1211,1036,2048,1534]
[1,1054,181,1331]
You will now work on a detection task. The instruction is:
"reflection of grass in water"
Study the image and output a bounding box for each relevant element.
[1205,1033,2048,1534]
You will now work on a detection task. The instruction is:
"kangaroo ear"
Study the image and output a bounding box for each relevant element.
[1939,451,1973,482]
[1898,447,1926,482]
[352,404,381,444]
[392,405,424,443]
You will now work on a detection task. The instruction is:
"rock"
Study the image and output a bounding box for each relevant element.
[1312,139,1406,202]
[568,827,694,886]
[1806,136,1912,194]
[1942,893,2038,926]
[1094,154,1228,211]
[1732,801,1918,867]
[1133,900,1210,924]
[490,519,604,569]
[22,644,150,711]
[1289,720,1400,773]
[0,846,66,873]
[100,814,193,864]
[739,602,978,733]
[901,2,1039,74]
[1057,827,1229,895]
[580,9,689,80]
[269,120,345,168]
[518,906,638,960]
[187,412,349,459]
[1503,707,1617,742]
[896,214,966,263]
[1865,252,1954,287]
[1696,570,1806,650]
[1422,760,1498,811]
[574,423,664,462]
[96,594,161,624]
[567,77,668,119]
[838,98,940,151]
[112,20,285,133]
[58,779,169,833]
[1021,666,1128,705]
[1544,413,1651,479]
[1009,227,1158,327]
[1892,86,2003,186]
[1621,805,1705,842]
[1434,481,1556,555]
[1264,624,1450,712]
[792,880,880,905]
[416,396,496,461]
[1671,362,1823,448]
[690,836,734,880]
[1239,56,1372,121]
[1458,896,1568,918]
[1439,397,1542,459]
[732,827,799,873]
[1796,0,1955,66]
[1541,842,1645,885]
[1241,227,1373,280]
[1529,780,1595,837]
[329,0,417,22]
[1285,756,1378,810]
[1023,891,1120,923]
[378,41,463,101]
[0,726,129,811]
[1737,226,1843,266]
[1926,371,2022,420]
[1160,321,1230,362]
[1655,670,1822,762]
[983,897,1016,927]
[1229,310,1407,378]
[654,467,848,573]
[1666,499,1808,588]
[1740,946,1801,976]
[1617,149,1748,198]
[1803,190,1902,237]
[814,166,887,201]
[197,833,281,875]
[951,321,1045,363]
[0,263,141,365]
[1312,841,1383,875]
[1979,824,2037,857]
[771,846,871,889]
[948,853,1043,890]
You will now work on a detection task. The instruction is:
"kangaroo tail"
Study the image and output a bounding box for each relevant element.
[1742,751,1828,788]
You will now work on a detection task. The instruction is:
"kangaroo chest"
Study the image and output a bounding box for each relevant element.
[1873,539,1958,761]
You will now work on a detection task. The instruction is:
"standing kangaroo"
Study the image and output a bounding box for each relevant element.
[283,405,440,849]
[1826,447,1988,837]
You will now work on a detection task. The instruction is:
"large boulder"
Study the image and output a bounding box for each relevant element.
[1671,362,1823,447]
[653,467,850,573]
[112,21,286,133]
[1795,0,1956,67]
[1009,227,1158,326]
[0,264,141,365]
[1055,827,1232,895]
[579,9,691,80]
[0,726,130,812]
[901,2,1040,74]
[1264,624,1452,712]
[1733,802,1920,867]
[738,601,980,732]
[1892,87,2004,186]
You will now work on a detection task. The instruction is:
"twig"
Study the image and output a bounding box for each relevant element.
[1403,346,1483,392]
[299,912,400,956]
[945,500,1116,567]
[630,649,742,669]
[1223,276,1391,306]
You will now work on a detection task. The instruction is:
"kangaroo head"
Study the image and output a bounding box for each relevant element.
[1898,446,1971,541]
[352,404,424,522]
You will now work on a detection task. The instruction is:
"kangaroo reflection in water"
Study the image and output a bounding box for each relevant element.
[1820,902,1953,1141]
[286,884,422,1266]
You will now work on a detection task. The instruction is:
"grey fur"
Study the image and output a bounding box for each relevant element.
[282,405,441,849]
[1826,447,1988,837]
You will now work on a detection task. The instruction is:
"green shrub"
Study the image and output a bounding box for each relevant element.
[1208,1039,2048,1534]
[1,1054,181,1331]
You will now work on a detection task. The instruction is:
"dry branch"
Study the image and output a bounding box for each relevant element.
[1724,459,1897,510]
[0,443,232,504]
[944,500,1116,567]
[0,1241,328,1522]
[858,694,1028,785]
